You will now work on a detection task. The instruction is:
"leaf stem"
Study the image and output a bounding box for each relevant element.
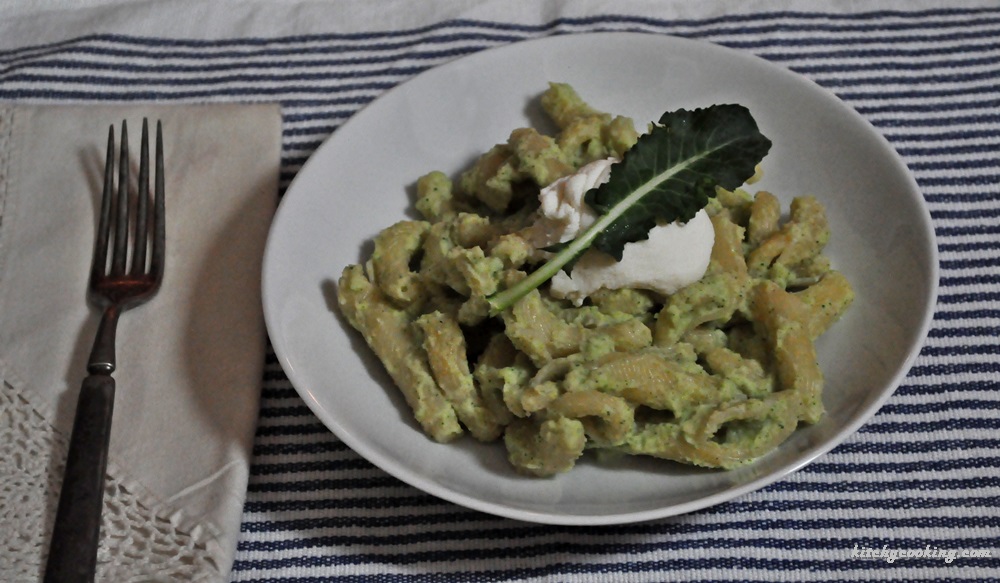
[485,157,690,316]
[485,220,596,316]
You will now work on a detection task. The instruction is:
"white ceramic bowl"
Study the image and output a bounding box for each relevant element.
[262,32,938,525]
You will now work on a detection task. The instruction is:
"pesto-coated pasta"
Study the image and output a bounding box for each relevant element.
[747,190,781,246]
[337,265,463,442]
[336,83,853,476]
[371,220,429,306]
[415,311,503,441]
[750,281,825,424]
[415,170,458,222]
[505,416,587,477]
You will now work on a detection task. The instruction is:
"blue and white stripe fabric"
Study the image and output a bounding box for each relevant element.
[2,4,998,581]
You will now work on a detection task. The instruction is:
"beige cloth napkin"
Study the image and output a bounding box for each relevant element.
[0,104,281,581]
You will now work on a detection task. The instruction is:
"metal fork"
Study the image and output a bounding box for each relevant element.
[45,119,165,583]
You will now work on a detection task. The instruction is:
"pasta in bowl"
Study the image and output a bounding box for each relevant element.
[262,32,936,523]
[336,83,854,477]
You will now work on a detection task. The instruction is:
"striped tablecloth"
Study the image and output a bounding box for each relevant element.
[2,2,998,581]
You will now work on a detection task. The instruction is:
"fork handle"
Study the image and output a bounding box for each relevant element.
[44,374,116,583]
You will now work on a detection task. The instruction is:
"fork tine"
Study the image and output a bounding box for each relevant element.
[131,119,150,276]
[91,126,115,284]
[110,120,130,276]
[149,120,165,282]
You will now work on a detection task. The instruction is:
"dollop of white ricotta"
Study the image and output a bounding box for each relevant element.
[550,209,714,305]
[523,158,715,306]
[522,157,612,249]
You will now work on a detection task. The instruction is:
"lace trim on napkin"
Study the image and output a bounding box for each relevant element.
[0,375,220,582]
